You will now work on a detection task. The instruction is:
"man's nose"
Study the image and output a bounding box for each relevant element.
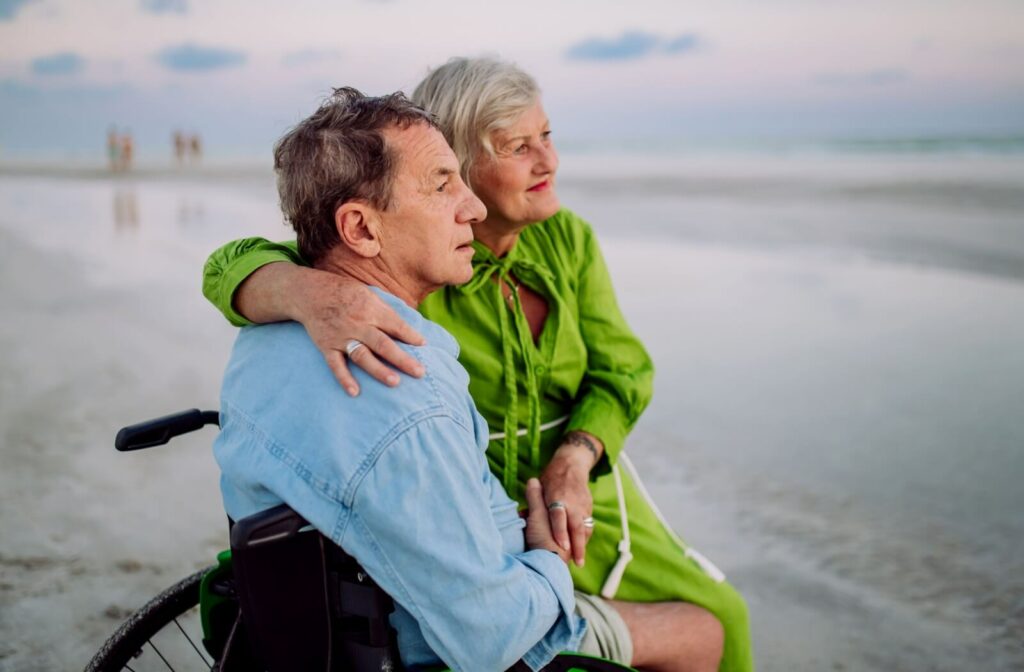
[459,189,487,224]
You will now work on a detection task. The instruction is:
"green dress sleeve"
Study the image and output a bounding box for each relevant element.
[202,238,306,327]
[563,219,655,469]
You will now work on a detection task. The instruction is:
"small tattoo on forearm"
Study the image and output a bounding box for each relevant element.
[565,432,600,466]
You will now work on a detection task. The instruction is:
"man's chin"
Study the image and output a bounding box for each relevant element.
[451,263,475,286]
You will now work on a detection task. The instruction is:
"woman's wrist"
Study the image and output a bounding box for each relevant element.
[235,262,318,324]
[289,265,357,325]
[558,431,603,471]
[287,265,324,322]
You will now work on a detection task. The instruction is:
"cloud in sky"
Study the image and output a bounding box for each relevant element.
[566,30,701,61]
[155,44,246,72]
[664,33,699,55]
[31,52,84,76]
[4,2,1020,156]
[0,0,35,20]
[140,0,187,14]
[812,69,909,86]
[281,49,344,68]
[566,31,660,61]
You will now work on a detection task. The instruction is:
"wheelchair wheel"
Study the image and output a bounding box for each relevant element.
[85,567,215,672]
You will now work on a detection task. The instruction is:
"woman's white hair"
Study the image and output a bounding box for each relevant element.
[412,56,539,187]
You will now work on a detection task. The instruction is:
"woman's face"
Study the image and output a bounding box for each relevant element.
[469,100,560,229]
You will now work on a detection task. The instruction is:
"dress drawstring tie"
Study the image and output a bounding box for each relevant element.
[458,242,553,495]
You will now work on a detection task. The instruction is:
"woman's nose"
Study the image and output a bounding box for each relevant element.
[534,142,558,174]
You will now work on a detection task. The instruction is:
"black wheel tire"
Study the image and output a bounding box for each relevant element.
[84,566,213,672]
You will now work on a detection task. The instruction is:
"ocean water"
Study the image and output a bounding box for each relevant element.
[1,146,1022,669]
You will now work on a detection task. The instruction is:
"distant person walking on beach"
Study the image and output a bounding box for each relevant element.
[173,131,187,166]
[189,133,202,164]
[120,132,134,172]
[107,127,120,172]
[107,128,134,172]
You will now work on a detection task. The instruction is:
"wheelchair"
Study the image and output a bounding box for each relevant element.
[84,409,635,672]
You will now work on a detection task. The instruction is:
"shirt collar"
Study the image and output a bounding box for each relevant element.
[367,285,460,359]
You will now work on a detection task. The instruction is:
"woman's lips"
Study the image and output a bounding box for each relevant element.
[527,180,549,192]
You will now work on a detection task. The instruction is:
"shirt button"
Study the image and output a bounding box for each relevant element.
[535,364,546,374]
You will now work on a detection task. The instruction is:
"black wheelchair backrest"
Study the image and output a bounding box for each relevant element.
[229,504,401,672]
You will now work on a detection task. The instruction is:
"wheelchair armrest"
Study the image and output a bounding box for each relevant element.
[115,409,220,451]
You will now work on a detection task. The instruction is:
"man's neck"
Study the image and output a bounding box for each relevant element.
[316,252,429,309]
[472,218,527,258]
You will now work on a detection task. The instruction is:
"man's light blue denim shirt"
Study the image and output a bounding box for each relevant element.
[214,287,584,671]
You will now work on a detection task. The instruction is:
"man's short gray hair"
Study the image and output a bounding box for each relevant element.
[412,57,540,187]
[274,87,436,264]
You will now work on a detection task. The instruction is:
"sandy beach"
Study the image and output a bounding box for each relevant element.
[1,150,1023,671]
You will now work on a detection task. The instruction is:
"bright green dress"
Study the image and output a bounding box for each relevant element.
[203,208,754,671]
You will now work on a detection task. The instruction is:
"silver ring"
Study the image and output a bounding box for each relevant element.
[582,517,595,529]
[344,339,366,357]
[547,501,566,512]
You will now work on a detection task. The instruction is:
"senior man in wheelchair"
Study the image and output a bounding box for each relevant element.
[215,88,690,672]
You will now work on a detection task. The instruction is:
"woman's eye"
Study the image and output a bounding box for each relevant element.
[513,144,528,155]
[436,181,448,193]
[541,131,552,142]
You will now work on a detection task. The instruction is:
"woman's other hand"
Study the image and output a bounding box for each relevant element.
[235,262,426,396]
[523,478,570,564]
[540,431,602,567]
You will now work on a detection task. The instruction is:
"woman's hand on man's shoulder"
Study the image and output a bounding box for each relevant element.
[289,268,427,396]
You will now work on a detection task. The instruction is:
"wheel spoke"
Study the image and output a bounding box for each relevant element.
[173,617,212,669]
[148,639,175,671]
[84,567,216,672]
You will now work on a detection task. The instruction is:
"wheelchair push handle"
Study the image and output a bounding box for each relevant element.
[115,408,220,451]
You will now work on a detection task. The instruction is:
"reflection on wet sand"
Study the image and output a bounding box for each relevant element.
[112,188,138,231]
[177,196,205,228]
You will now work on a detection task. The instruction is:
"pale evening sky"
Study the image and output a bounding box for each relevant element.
[1,0,1022,160]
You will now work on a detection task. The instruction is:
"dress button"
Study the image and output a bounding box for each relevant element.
[535,364,546,374]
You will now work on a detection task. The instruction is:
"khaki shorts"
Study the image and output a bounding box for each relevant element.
[573,591,633,666]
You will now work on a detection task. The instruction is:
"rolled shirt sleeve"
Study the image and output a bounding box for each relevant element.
[202,237,305,326]
[345,416,583,672]
[565,219,655,469]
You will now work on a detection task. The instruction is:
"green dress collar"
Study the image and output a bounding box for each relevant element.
[456,240,554,493]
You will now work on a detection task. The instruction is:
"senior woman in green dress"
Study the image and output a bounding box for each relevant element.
[203,57,753,671]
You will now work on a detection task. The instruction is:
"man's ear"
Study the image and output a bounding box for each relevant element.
[335,202,382,258]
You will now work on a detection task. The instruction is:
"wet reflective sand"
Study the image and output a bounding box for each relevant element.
[2,154,1022,670]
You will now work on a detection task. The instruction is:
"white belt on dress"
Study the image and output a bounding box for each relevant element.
[487,414,570,441]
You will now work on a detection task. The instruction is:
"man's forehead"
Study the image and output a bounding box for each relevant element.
[384,123,456,171]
